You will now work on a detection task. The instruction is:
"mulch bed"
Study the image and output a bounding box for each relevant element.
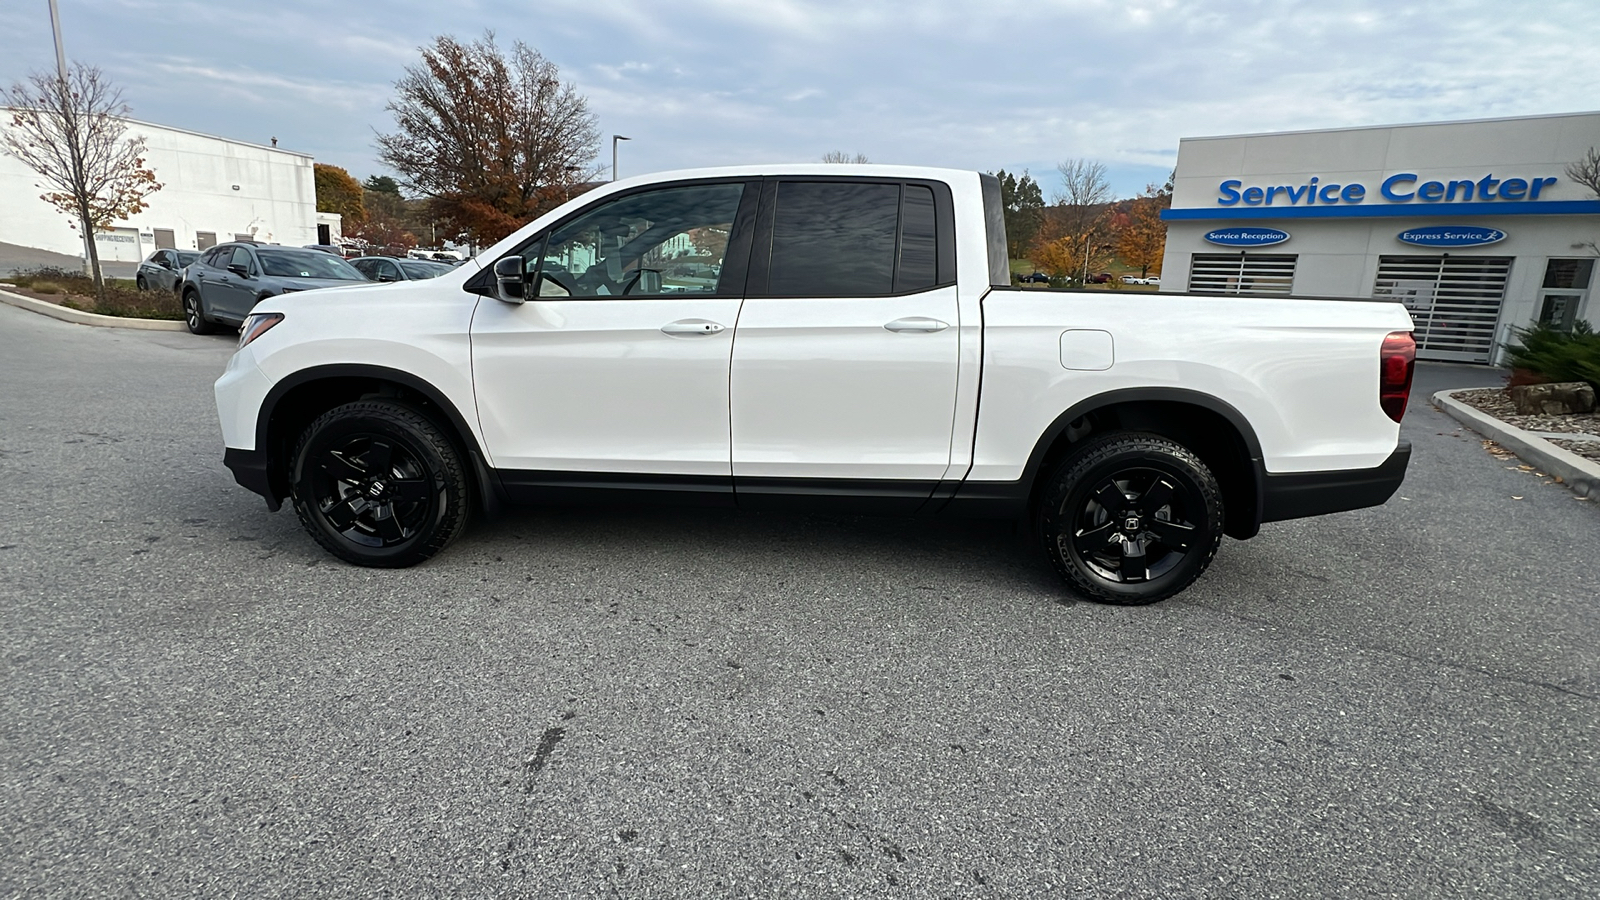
[1452,387,1600,464]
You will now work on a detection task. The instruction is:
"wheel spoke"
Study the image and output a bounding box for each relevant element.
[323,498,360,530]
[1119,540,1148,582]
[388,477,431,503]
[1138,477,1175,514]
[1147,518,1195,551]
[373,508,405,542]
[320,450,367,482]
[1071,520,1117,555]
[364,440,395,475]
[1091,481,1126,513]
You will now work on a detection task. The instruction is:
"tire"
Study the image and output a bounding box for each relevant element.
[182,290,221,335]
[289,400,471,568]
[1037,432,1224,605]
[136,274,148,291]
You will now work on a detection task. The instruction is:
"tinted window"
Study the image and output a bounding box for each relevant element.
[399,260,451,279]
[769,182,899,296]
[524,183,746,298]
[202,247,227,267]
[896,185,936,293]
[351,259,378,279]
[257,249,365,280]
[228,246,254,271]
[176,251,199,267]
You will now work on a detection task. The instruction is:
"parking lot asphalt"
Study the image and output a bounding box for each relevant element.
[1,302,1596,899]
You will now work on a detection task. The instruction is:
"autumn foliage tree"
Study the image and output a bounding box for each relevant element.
[313,163,366,229]
[1116,181,1172,278]
[992,169,1044,255]
[376,32,600,246]
[2,64,161,305]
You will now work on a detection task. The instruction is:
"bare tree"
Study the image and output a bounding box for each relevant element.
[2,64,161,304]
[1567,147,1600,198]
[1045,159,1115,284]
[821,151,870,163]
[376,32,600,246]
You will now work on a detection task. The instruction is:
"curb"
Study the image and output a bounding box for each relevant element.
[1433,388,1599,499]
[0,287,188,331]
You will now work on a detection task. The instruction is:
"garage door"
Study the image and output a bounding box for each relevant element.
[1372,256,1512,363]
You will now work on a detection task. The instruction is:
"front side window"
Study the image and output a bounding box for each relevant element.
[521,183,746,299]
[228,246,255,273]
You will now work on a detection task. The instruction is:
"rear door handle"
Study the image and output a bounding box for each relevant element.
[884,317,949,333]
[661,319,725,336]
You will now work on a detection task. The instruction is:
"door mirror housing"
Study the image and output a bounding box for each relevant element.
[493,256,525,303]
[227,263,250,278]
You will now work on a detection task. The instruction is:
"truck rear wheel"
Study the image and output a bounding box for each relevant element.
[1037,433,1223,605]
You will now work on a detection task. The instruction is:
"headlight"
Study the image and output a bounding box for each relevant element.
[239,312,283,349]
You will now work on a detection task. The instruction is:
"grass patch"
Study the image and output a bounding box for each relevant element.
[5,267,183,320]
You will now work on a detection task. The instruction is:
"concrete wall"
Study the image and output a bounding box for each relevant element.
[0,112,319,265]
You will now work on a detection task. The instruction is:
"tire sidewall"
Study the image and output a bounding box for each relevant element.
[1040,435,1223,604]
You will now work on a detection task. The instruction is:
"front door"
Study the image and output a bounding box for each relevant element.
[730,179,961,511]
[471,180,757,502]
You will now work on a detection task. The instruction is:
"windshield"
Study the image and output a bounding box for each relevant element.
[257,248,365,280]
[399,260,452,280]
[176,251,200,266]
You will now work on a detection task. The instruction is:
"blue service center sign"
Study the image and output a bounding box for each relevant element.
[1397,226,1506,247]
[1204,227,1290,247]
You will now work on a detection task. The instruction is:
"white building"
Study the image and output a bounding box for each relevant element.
[1160,111,1600,364]
[0,113,335,265]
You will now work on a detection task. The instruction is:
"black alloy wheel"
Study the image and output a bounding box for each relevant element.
[290,400,469,567]
[182,290,220,335]
[1039,433,1223,605]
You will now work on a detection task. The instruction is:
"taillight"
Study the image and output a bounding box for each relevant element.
[1379,331,1416,423]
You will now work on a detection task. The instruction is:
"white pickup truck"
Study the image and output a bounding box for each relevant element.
[215,165,1415,604]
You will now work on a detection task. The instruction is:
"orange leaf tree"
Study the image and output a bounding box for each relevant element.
[376,32,600,248]
[2,64,162,306]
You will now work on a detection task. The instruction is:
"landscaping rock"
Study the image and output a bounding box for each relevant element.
[1507,381,1596,416]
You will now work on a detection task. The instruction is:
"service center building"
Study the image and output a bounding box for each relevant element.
[1160,111,1600,363]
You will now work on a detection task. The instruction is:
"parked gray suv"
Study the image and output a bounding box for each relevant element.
[179,242,367,335]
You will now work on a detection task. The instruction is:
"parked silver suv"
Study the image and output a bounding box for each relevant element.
[179,242,367,335]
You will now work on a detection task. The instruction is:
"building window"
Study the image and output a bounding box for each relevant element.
[1537,258,1593,332]
[1187,253,1296,296]
[1373,255,1512,363]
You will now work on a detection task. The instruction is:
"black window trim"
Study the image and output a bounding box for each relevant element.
[465,176,762,301]
[744,175,958,300]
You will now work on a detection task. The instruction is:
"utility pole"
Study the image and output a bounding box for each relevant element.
[47,0,94,276]
[611,135,631,181]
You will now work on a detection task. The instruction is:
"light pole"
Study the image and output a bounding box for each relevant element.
[47,0,94,276]
[611,135,631,181]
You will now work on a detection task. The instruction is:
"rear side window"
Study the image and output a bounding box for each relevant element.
[769,182,899,296]
[766,181,946,297]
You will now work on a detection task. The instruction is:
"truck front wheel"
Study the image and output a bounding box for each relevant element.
[289,400,470,567]
[1037,433,1224,605]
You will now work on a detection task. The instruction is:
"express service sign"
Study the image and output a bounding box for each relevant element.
[1203,227,1290,247]
[1396,226,1506,247]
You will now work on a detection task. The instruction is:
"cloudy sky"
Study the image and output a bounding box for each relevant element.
[3,0,1599,198]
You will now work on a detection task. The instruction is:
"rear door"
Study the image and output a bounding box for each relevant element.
[730,178,961,511]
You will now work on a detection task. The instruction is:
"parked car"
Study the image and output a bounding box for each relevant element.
[180,242,368,335]
[1018,272,1051,284]
[349,256,456,282]
[215,165,1414,605]
[135,249,199,293]
[1085,272,1113,284]
[1146,275,1161,285]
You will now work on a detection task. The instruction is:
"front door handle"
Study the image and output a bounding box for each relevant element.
[884,317,949,333]
[661,319,725,336]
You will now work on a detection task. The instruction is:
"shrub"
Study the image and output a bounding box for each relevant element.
[30,281,62,294]
[6,265,181,319]
[1502,320,1600,391]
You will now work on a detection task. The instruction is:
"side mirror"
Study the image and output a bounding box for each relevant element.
[227,263,250,278]
[377,273,397,283]
[493,257,525,304]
